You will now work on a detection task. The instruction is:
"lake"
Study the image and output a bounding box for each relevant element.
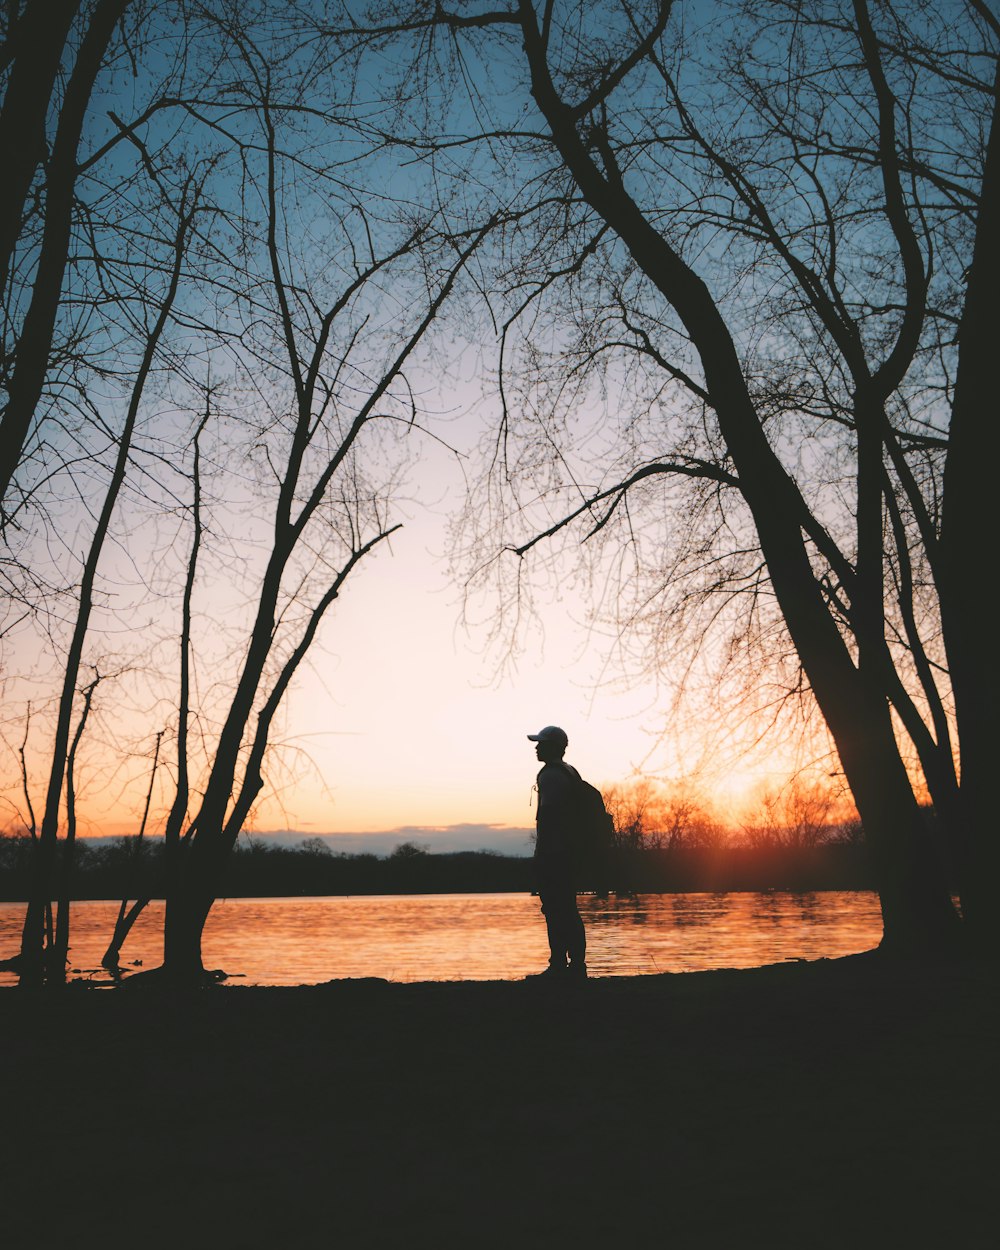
[0,890,885,985]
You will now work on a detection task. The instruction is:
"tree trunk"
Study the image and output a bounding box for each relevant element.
[0,0,129,504]
[828,678,961,953]
[939,72,1000,957]
[0,0,81,294]
[162,852,224,981]
[163,891,213,980]
[102,897,151,972]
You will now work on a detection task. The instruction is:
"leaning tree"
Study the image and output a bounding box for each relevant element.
[342,0,998,955]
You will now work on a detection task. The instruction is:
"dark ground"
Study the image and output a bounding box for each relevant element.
[2,952,995,1249]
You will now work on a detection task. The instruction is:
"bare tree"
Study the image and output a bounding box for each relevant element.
[343,0,996,954]
[739,779,847,853]
[158,45,491,975]
[605,776,724,850]
[1,4,485,983]
[15,179,199,984]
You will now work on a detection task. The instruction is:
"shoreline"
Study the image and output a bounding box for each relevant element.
[1,890,889,989]
[2,952,994,1247]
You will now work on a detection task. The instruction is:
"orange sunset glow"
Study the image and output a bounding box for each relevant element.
[3,4,993,1245]
[2,499,848,850]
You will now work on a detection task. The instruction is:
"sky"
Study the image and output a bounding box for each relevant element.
[3,372,817,856]
[0,2,847,858]
[253,441,673,850]
[245,429,810,853]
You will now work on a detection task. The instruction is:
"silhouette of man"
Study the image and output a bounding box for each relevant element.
[526,725,587,982]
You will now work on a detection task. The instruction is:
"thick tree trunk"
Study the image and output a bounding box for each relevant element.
[939,76,1000,957]
[762,523,962,953]
[162,888,214,980]
[18,893,50,986]
[827,681,961,953]
[0,0,129,504]
[0,0,81,293]
[162,826,236,980]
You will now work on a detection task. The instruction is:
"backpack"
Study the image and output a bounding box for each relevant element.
[562,765,617,888]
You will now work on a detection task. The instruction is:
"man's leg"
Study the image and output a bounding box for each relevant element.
[539,889,567,968]
[566,899,586,971]
[529,861,586,981]
[542,885,587,979]
[555,881,586,979]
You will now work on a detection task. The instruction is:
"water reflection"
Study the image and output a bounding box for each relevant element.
[0,891,885,986]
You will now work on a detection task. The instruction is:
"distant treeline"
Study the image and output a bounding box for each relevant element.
[0,834,886,901]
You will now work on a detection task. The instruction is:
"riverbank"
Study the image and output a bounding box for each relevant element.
[2,953,994,1248]
[0,837,881,901]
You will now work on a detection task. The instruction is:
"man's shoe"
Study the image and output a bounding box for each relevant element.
[524,963,567,981]
[566,962,588,982]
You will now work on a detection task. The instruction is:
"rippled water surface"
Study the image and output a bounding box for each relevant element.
[0,891,885,985]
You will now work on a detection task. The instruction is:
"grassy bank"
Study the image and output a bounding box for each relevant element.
[1,953,994,1248]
